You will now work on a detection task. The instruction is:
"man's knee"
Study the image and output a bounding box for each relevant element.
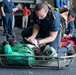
[21,27,33,37]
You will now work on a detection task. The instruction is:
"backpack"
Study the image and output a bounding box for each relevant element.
[47,3,68,37]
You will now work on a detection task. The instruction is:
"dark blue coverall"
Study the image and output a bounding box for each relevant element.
[1,0,14,35]
[21,10,61,50]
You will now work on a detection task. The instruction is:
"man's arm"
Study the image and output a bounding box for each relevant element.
[39,31,58,45]
[13,7,18,12]
[1,7,5,16]
[27,24,39,41]
[18,8,23,11]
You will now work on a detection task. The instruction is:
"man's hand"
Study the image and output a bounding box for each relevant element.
[27,36,38,47]
[63,34,67,37]
[2,13,5,17]
[27,36,35,42]
[30,39,38,47]
[63,34,72,39]
[68,34,72,37]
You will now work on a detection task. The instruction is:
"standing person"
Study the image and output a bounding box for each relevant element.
[63,10,75,38]
[54,0,67,8]
[1,0,14,36]
[19,5,31,28]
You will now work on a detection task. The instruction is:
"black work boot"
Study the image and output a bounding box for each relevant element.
[66,42,75,55]
[2,41,9,46]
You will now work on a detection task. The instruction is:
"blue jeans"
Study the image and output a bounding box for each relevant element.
[2,13,12,35]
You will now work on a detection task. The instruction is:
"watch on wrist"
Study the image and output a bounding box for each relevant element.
[37,40,43,47]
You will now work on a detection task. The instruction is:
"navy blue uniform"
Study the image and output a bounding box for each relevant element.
[1,0,14,35]
[65,20,75,36]
[22,10,61,50]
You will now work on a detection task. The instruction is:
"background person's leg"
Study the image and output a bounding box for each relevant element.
[8,14,12,35]
[25,16,28,28]
[22,16,25,28]
[3,13,9,35]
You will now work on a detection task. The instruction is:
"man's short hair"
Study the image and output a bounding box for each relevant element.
[35,2,48,12]
[68,10,76,18]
